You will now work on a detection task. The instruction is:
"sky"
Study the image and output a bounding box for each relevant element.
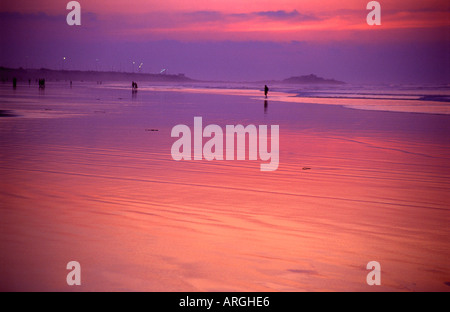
[1,0,449,84]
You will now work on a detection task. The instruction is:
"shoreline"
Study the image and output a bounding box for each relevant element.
[2,80,450,116]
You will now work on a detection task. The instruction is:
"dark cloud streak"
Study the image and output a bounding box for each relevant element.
[254,9,319,21]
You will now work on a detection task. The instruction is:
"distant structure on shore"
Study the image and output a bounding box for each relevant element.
[0,67,195,84]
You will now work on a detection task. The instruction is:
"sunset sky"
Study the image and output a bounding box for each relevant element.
[1,0,449,83]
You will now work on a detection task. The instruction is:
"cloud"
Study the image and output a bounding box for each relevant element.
[184,10,224,22]
[254,10,319,21]
[0,11,98,23]
[2,7,448,45]
[184,9,320,23]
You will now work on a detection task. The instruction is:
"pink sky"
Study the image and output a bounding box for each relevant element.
[1,0,449,82]
[2,0,449,42]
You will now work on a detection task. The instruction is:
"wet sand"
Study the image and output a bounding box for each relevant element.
[0,82,449,291]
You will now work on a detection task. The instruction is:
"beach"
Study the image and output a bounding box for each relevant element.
[0,81,449,291]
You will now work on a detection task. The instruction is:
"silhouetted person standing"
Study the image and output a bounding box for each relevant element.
[132,81,138,94]
[264,85,269,98]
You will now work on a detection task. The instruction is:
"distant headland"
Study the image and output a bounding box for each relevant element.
[0,67,195,83]
[1,67,345,85]
[280,74,345,85]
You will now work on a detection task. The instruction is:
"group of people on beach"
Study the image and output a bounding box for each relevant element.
[11,78,268,99]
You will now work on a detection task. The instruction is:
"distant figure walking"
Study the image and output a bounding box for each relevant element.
[12,77,17,89]
[132,81,138,91]
[264,85,269,98]
[38,78,45,89]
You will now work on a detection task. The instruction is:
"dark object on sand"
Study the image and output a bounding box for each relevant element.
[12,77,17,89]
[132,81,138,91]
[302,167,311,170]
[0,110,17,117]
[145,129,159,132]
[264,85,269,98]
